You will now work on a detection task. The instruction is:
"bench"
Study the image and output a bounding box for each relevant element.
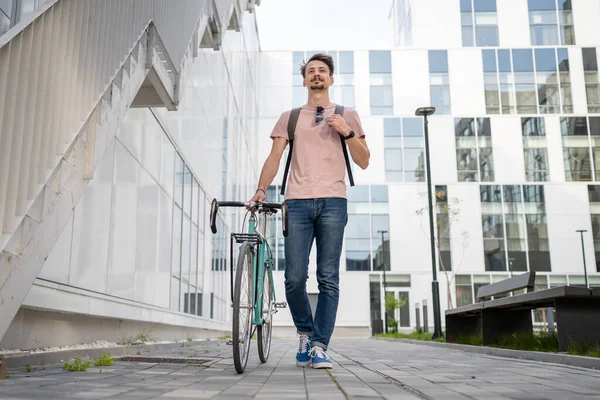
[446,272,600,351]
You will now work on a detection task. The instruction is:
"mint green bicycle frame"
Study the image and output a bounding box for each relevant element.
[248,214,277,326]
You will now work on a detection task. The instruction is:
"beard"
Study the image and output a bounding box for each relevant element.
[309,76,326,91]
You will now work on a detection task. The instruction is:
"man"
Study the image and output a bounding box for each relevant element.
[249,53,370,369]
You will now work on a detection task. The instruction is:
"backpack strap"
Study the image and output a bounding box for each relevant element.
[280,107,302,196]
[335,105,355,187]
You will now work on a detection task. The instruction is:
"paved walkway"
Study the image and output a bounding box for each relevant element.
[1,339,600,399]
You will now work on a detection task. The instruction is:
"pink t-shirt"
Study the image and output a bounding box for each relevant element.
[270,103,366,200]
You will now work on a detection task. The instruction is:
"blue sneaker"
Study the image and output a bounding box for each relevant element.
[310,346,333,369]
[296,334,311,367]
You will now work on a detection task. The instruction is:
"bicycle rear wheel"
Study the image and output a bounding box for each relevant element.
[257,262,273,363]
[233,242,253,374]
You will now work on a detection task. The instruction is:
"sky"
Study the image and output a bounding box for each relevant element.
[255,0,396,51]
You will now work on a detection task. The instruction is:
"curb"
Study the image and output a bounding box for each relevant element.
[0,341,222,370]
[372,337,600,370]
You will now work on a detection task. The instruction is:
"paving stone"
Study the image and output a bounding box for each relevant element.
[3,338,600,399]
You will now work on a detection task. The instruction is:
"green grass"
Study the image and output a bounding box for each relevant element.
[93,353,114,367]
[376,330,600,358]
[455,333,483,346]
[375,330,445,342]
[566,340,600,358]
[63,357,91,372]
[491,331,558,352]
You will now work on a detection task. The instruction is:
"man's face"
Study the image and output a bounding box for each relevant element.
[303,60,334,92]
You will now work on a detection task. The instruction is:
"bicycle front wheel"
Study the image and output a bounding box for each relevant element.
[232,241,253,374]
[257,262,273,363]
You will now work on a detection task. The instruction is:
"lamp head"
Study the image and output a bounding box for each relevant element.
[415,106,436,117]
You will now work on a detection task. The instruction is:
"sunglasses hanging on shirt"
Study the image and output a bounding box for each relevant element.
[315,106,324,123]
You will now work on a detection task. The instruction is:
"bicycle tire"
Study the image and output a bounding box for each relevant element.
[257,262,273,363]
[233,241,253,374]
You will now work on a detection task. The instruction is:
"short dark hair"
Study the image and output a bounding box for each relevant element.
[300,53,334,78]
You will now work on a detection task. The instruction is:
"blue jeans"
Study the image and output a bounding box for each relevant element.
[284,198,347,351]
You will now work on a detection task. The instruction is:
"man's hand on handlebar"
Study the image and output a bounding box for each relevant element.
[248,189,265,209]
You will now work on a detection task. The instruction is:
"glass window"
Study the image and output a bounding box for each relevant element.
[384,118,401,136]
[293,86,306,108]
[528,0,558,11]
[346,251,371,271]
[370,86,393,107]
[522,117,546,136]
[430,86,451,114]
[183,165,193,217]
[403,118,423,136]
[476,27,498,46]
[293,52,304,74]
[341,86,355,108]
[348,186,370,203]
[460,0,473,11]
[535,48,557,71]
[474,0,497,11]
[462,27,475,47]
[175,154,184,208]
[483,50,497,72]
[370,86,393,115]
[455,275,474,306]
[561,117,588,136]
[338,51,354,74]
[371,186,389,203]
[513,49,534,72]
[369,51,392,74]
[524,149,549,181]
[583,48,598,72]
[404,149,424,173]
[371,215,389,239]
[385,149,403,171]
[429,50,449,73]
[346,215,370,238]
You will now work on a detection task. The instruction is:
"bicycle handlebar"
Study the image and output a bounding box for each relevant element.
[210,199,288,237]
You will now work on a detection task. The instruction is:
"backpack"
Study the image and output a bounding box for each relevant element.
[280,104,355,196]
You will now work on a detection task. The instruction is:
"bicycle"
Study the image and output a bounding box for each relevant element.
[210,199,288,374]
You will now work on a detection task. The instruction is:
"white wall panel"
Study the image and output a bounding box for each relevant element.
[544,184,595,275]
[568,48,588,115]
[497,0,531,47]
[155,189,173,309]
[448,49,485,116]
[133,169,160,305]
[429,116,457,184]
[572,0,600,47]
[545,116,566,183]
[411,0,461,49]
[388,184,432,274]
[353,51,370,118]
[336,274,370,326]
[447,184,485,274]
[106,141,139,300]
[69,141,114,293]
[38,214,74,284]
[141,111,163,183]
[392,50,429,117]
[490,117,526,183]
[352,117,385,185]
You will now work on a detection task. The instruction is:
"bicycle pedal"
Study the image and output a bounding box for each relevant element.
[273,302,287,309]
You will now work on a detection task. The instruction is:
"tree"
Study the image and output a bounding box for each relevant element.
[385,292,406,333]
[415,188,470,309]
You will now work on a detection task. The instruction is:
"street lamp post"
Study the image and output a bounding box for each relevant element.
[378,230,389,333]
[415,106,443,340]
[576,230,589,288]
